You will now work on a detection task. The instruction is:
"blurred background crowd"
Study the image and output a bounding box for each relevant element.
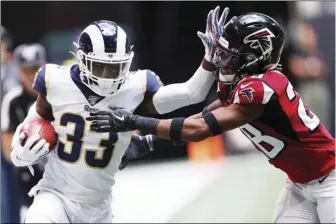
[1,1,335,223]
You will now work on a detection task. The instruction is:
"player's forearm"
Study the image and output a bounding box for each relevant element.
[133,104,259,142]
[152,58,216,114]
[158,118,212,142]
[134,116,212,142]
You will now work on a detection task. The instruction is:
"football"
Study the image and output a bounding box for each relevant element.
[20,118,57,150]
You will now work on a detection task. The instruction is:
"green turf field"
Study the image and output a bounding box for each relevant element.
[169,153,287,223]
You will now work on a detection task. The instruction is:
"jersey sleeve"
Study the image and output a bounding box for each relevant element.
[145,70,164,94]
[230,80,276,105]
[33,64,56,97]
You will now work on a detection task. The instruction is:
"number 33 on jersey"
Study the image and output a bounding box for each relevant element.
[31,64,163,202]
[225,70,335,184]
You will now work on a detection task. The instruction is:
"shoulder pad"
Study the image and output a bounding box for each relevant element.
[33,63,60,97]
[230,79,276,105]
[261,70,288,95]
[128,70,138,76]
[144,69,164,94]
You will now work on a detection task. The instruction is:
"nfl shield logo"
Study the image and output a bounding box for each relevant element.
[88,95,100,106]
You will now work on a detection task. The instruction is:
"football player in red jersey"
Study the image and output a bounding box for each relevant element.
[87,9,335,223]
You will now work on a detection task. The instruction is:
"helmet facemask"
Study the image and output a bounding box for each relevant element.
[76,49,134,96]
[213,37,247,85]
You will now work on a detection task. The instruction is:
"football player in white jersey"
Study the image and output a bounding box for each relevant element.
[10,7,230,223]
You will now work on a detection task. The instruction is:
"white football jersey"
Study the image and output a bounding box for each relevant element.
[30,64,163,203]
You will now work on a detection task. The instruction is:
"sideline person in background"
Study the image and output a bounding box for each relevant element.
[288,23,330,130]
[1,25,21,224]
[1,26,20,99]
[2,43,48,222]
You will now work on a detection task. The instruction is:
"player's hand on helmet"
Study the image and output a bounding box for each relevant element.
[87,106,138,133]
[11,132,50,167]
[198,6,230,63]
[119,134,157,170]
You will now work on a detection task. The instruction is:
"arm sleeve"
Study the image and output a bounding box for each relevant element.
[152,65,215,114]
[231,80,276,105]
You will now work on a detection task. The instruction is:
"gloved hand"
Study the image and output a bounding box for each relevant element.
[11,132,50,168]
[119,134,156,170]
[87,106,138,133]
[197,6,231,63]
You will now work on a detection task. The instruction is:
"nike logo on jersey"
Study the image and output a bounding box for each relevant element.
[240,82,253,88]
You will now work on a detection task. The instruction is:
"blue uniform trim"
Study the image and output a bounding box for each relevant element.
[70,65,105,106]
[146,70,162,94]
[33,66,47,96]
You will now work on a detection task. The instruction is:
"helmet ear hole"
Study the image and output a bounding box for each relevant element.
[246,54,256,62]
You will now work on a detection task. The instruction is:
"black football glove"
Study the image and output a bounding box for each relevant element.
[87,106,138,133]
[119,134,157,170]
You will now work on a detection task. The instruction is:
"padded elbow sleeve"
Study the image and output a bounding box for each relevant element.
[152,66,215,114]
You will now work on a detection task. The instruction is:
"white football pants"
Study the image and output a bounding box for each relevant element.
[273,169,335,223]
[24,190,113,223]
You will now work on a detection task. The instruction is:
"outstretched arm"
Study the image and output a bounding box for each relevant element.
[137,6,231,115]
[135,59,216,115]
[138,104,264,142]
[118,99,223,170]
[88,103,265,142]
[149,59,216,114]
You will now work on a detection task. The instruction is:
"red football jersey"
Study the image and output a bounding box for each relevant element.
[218,70,335,183]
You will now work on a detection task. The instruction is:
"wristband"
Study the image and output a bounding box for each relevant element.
[202,112,222,136]
[170,118,185,141]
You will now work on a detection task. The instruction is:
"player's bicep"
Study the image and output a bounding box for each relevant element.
[232,80,276,105]
[135,94,158,115]
[36,94,54,121]
[179,103,264,142]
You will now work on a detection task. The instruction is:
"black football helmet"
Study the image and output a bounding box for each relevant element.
[73,20,134,96]
[213,13,285,85]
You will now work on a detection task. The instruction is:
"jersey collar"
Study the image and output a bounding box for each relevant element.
[70,65,105,106]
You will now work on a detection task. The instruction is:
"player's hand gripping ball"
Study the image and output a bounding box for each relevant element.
[20,118,57,150]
